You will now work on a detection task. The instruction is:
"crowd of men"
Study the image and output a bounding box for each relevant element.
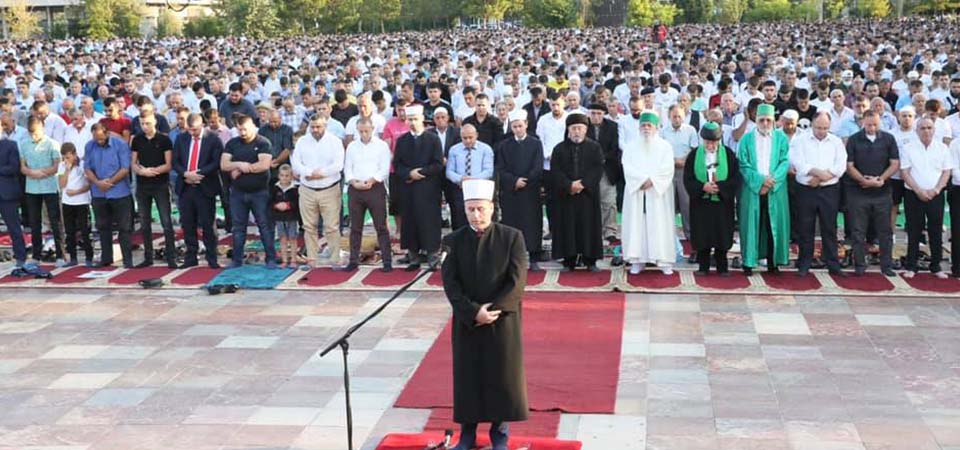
[1,17,959,279]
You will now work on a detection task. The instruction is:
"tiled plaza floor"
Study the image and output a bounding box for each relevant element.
[0,288,959,450]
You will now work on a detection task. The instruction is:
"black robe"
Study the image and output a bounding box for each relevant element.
[551,138,605,260]
[442,223,529,424]
[495,136,544,254]
[393,131,445,253]
[682,146,741,251]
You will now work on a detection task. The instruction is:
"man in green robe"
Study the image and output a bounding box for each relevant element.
[737,103,791,275]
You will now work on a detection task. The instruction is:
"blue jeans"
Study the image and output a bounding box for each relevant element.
[230,188,276,265]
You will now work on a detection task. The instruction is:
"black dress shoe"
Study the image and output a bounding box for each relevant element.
[207,262,221,269]
[529,262,543,271]
[381,265,393,273]
[768,265,780,275]
[695,269,709,276]
[882,268,897,277]
[829,269,846,277]
[179,261,199,269]
[687,251,698,264]
[166,261,178,269]
[718,271,731,277]
[854,267,866,276]
[587,265,601,273]
[796,269,809,277]
[338,263,359,272]
[743,267,754,276]
[134,261,153,269]
[404,263,421,271]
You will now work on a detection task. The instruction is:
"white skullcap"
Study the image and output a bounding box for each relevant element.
[898,105,916,115]
[841,70,854,78]
[405,104,424,116]
[508,110,527,123]
[462,179,495,201]
[781,109,799,121]
[907,70,920,79]
[433,106,449,116]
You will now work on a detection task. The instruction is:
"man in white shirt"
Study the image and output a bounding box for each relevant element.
[344,93,385,146]
[948,136,960,277]
[536,93,568,173]
[659,104,699,244]
[900,118,952,279]
[342,118,392,272]
[890,106,919,235]
[291,115,345,269]
[63,109,92,158]
[789,112,847,276]
[33,101,69,144]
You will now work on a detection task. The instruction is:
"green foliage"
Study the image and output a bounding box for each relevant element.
[183,15,226,37]
[82,0,144,39]
[716,0,748,22]
[627,0,681,26]
[910,0,960,13]
[3,0,42,39]
[856,0,892,16]
[463,0,518,21]
[824,0,845,17]
[675,0,715,22]
[524,0,581,27]
[157,9,183,37]
[216,0,281,38]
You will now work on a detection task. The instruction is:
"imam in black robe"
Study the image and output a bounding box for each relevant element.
[442,222,529,424]
[550,137,605,264]
[496,136,544,255]
[393,131,445,254]
[682,146,741,253]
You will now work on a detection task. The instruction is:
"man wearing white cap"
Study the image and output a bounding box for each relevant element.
[496,109,544,270]
[393,103,445,270]
[441,178,528,450]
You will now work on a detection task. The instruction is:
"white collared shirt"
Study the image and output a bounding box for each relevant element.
[291,131,344,189]
[901,140,950,191]
[950,138,960,186]
[789,132,847,186]
[344,136,391,185]
[536,112,567,170]
[755,130,773,176]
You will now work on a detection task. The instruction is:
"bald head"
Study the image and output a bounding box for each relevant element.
[460,124,478,148]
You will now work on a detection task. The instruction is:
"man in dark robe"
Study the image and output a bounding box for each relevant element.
[441,178,528,450]
[551,112,605,271]
[393,104,445,270]
[496,110,544,270]
[683,122,741,275]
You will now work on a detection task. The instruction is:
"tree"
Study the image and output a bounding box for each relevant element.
[216,0,280,37]
[856,0,891,16]
[358,0,402,33]
[715,0,748,21]
[626,0,681,26]
[82,0,144,39]
[462,0,518,22]
[675,0,716,22]
[183,15,226,37]
[157,9,183,37]
[524,0,580,27]
[3,0,42,39]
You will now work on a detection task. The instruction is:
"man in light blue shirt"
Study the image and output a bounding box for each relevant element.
[83,123,134,268]
[20,116,65,266]
[446,124,494,230]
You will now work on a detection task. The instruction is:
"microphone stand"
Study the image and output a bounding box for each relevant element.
[319,256,445,450]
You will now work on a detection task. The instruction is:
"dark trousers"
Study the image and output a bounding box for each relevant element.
[796,184,842,271]
[62,203,93,263]
[347,183,391,266]
[904,189,944,273]
[136,184,176,265]
[230,188,276,265]
[544,170,556,238]
[787,174,800,243]
[219,172,232,232]
[564,255,597,269]
[448,185,467,231]
[178,187,219,266]
[697,248,728,273]
[92,196,134,266]
[847,191,893,271]
[949,186,960,275]
[25,193,64,260]
[747,194,776,270]
[0,199,27,263]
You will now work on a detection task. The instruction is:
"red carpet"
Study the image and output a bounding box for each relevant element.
[376,433,581,450]
[680,239,692,255]
[901,273,960,293]
[425,408,561,438]
[762,271,822,291]
[109,267,175,285]
[556,270,611,288]
[299,268,356,287]
[48,266,112,284]
[171,267,222,285]
[833,272,894,292]
[694,271,751,289]
[130,232,162,246]
[363,268,420,287]
[626,270,681,289]
[395,292,624,413]
[427,269,546,287]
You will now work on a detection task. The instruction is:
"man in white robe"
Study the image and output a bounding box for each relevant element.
[622,111,677,275]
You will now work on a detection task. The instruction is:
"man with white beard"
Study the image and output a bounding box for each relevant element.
[622,111,677,275]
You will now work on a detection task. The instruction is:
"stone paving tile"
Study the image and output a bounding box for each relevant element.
[1,289,958,450]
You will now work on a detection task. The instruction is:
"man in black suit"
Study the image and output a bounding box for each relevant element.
[522,86,550,138]
[587,103,621,242]
[173,113,224,268]
[0,137,26,266]
[430,107,461,229]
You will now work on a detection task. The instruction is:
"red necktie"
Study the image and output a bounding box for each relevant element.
[188,138,199,172]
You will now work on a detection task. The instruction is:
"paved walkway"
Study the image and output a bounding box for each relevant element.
[0,288,958,450]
